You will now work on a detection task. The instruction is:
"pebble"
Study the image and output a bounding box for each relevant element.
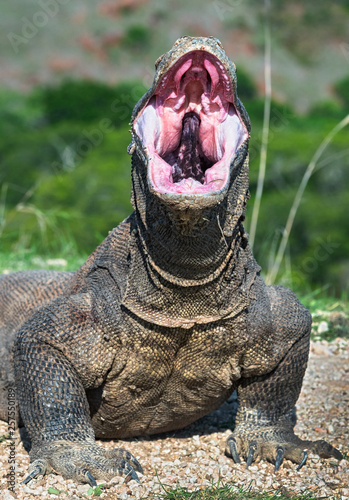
[248,465,259,472]
[23,486,42,496]
[327,424,335,434]
[2,492,15,500]
[164,475,177,483]
[318,321,329,334]
[77,484,90,493]
[311,343,332,356]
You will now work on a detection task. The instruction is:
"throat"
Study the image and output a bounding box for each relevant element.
[136,202,236,282]
[163,112,213,184]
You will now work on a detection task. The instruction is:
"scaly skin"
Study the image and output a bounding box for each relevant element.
[0,36,342,486]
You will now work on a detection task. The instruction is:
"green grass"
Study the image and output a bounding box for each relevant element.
[300,289,349,341]
[150,479,336,500]
[0,248,87,274]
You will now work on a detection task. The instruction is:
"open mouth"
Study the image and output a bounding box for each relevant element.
[134,50,248,196]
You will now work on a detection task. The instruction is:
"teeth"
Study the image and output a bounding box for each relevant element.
[159,74,169,90]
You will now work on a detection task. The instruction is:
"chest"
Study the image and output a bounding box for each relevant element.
[89,312,248,438]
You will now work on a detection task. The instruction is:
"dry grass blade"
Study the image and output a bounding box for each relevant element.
[249,0,272,250]
[266,113,349,285]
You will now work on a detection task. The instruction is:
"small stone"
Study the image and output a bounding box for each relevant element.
[23,486,43,496]
[248,465,258,472]
[109,475,124,485]
[164,475,177,484]
[318,321,329,334]
[327,424,335,434]
[134,486,147,499]
[311,343,332,356]
[77,484,90,493]
[2,491,15,500]
[264,477,272,488]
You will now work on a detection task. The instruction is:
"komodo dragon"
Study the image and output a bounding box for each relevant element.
[0,36,342,486]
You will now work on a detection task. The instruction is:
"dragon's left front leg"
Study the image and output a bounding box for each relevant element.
[226,285,342,471]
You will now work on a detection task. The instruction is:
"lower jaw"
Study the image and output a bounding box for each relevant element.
[148,180,228,211]
[147,150,229,196]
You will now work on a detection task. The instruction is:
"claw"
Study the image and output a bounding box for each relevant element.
[130,456,144,474]
[22,471,39,485]
[229,438,241,464]
[274,447,284,472]
[21,461,45,484]
[83,470,97,487]
[124,467,140,484]
[296,450,308,471]
[246,441,257,469]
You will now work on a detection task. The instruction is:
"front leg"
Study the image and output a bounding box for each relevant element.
[14,296,142,485]
[226,285,342,470]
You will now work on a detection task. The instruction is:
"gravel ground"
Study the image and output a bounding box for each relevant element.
[1,338,348,500]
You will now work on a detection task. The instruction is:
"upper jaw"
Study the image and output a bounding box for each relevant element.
[131,37,249,206]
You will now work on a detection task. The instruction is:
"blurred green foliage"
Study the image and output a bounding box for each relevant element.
[41,80,147,126]
[0,75,348,296]
[121,25,152,51]
[235,67,258,101]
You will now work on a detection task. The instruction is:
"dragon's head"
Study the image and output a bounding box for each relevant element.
[130,36,250,213]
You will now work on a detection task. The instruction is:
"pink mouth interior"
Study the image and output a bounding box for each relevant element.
[134,51,248,195]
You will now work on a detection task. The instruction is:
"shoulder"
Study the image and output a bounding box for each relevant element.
[65,215,135,296]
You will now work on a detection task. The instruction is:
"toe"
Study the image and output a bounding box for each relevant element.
[22,459,47,484]
[105,448,143,474]
[83,470,97,487]
[246,441,259,468]
[274,446,284,472]
[296,450,308,470]
[226,437,241,464]
[310,440,343,460]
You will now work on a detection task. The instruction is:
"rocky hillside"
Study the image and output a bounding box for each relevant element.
[1,0,349,110]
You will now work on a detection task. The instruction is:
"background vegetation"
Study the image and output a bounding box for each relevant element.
[0,0,348,298]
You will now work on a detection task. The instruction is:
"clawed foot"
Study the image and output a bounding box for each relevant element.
[22,441,143,486]
[225,429,342,472]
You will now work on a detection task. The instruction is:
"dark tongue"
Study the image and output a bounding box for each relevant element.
[165,112,212,184]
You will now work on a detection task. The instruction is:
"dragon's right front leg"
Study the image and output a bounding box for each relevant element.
[14,295,142,485]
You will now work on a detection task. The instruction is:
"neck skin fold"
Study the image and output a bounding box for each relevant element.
[130,148,249,285]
